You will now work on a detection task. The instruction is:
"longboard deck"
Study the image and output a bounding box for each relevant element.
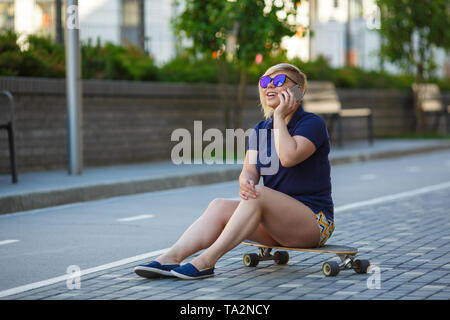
[242,240,358,255]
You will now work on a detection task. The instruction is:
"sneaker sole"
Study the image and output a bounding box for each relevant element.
[170,270,214,280]
[134,266,174,278]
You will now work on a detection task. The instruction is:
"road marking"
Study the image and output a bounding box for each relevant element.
[0,239,19,246]
[335,180,450,213]
[406,166,421,173]
[0,248,168,298]
[2,180,450,299]
[360,173,377,181]
[117,214,154,222]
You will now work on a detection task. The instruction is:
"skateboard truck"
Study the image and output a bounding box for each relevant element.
[322,253,370,277]
[242,241,370,277]
[243,247,290,267]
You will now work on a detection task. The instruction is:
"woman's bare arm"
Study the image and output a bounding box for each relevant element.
[238,150,260,199]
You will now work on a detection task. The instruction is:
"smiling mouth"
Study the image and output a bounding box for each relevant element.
[266,92,277,97]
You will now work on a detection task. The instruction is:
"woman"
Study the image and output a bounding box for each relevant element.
[134,63,334,280]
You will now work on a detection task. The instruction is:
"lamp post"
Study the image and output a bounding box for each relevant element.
[65,0,83,175]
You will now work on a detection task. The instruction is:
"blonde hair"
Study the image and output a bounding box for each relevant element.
[258,63,307,119]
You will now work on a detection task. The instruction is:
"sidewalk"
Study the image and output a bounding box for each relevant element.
[2,185,449,300]
[1,139,450,215]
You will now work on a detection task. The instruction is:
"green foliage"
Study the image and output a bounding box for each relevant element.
[0,30,65,77]
[173,0,297,69]
[0,30,447,91]
[0,31,158,81]
[375,0,450,81]
[82,39,158,81]
[0,30,21,76]
[158,52,231,83]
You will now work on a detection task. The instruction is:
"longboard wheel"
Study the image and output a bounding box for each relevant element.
[274,251,289,265]
[243,253,259,267]
[322,261,340,277]
[353,259,370,274]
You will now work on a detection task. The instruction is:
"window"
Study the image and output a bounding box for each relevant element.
[121,0,140,47]
[35,0,56,38]
[0,0,14,31]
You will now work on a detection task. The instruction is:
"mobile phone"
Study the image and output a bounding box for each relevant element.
[290,85,302,101]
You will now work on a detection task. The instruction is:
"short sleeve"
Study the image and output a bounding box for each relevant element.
[246,120,265,151]
[292,115,327,149]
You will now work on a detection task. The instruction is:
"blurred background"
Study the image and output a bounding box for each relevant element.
[0,0,449,175]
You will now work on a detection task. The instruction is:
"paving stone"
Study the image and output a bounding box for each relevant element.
[5,189,449,300]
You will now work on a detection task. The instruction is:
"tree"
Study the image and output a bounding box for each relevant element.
[173,0,300,129]
[375,0,450,133]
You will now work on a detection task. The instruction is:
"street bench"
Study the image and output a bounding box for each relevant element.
[0,90,18,183]
[412,83,448,132]
[302,81,374,147]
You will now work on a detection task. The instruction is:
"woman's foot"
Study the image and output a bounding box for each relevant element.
[154,252,181,265]
[188,256,215,272]
[134,251,182,279]
[170,263,215,280]
[134,261,180,278]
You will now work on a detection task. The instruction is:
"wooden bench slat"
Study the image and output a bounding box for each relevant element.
[340,108,372,117]
[421,100,443,112]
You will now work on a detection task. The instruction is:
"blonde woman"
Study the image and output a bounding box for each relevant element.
[134,63,334,280]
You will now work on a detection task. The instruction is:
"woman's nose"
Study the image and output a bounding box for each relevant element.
[267,81,275,89]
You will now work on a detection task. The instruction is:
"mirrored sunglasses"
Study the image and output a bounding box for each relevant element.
[259,74,297,88]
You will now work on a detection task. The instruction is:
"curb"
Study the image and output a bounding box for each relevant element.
[1,143,450,215]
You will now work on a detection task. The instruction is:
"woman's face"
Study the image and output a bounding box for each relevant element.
[262,71,297,109]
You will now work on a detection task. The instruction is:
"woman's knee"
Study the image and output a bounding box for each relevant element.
[208,198,234,209]
[205,198,237,221]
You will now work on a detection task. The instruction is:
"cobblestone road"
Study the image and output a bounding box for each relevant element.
[4,188,449,300]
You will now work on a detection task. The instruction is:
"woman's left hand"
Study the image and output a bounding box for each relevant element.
[274,88,297,120]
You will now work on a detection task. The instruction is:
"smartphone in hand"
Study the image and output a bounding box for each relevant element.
[289,85,302,102]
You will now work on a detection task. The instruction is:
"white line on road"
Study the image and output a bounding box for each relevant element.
[0,239,19,246]
[360,173,377,181]
[2,180,450,298]
[406,166,421,173]
[117,214,154,222]
[0,248,168,298]
[335,180,450,213]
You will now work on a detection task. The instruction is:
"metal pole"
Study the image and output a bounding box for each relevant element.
[308,0,316,61]
[345,0,352,66]
[56,0,64,44]
[138,0,145,52]
[65,0,83,175]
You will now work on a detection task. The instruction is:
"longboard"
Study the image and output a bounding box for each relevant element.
[241,240,370,277]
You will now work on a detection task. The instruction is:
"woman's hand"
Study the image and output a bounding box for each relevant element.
[274,88,297,120]
[239,179,259,200]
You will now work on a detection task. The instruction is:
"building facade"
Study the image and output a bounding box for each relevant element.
[0,0,448,76]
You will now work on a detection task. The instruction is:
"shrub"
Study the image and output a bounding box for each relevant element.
[81,39,158,81]
[0,30,447,91]
[158,53,225,83]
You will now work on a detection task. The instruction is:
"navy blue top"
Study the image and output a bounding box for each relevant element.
[247,104,334,221]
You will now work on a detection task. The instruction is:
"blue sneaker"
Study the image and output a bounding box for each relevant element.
[170,263,215,280]
[134,261,180,278]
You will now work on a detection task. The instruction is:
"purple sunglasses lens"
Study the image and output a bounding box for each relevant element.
[260,76,271,88]
[259,74,287,88]
[273,74,286,87]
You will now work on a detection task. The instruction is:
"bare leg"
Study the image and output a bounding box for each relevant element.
[155,198,238,264]
[155,197,277,265]
[190,185,320,270]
